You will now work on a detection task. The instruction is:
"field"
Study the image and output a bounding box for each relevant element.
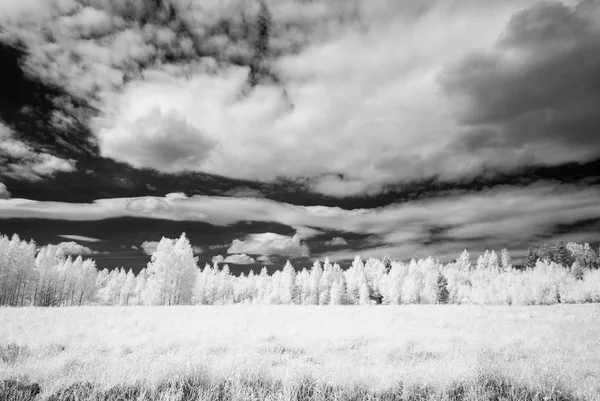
[1,305,600,400]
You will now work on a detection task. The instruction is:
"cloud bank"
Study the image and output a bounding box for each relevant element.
[2,180,599,261]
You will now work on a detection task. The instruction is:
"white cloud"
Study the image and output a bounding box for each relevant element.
[98,107,216,173]
[0,123,75,181]
[3,0,590,196]
[293,226,322,240]
[2,181,600,261]
[0,183,10,199]
[228,232,310,256]
[52,241,95,256]
[140,240,164,256]
[192,246,203,255]
[125,197,173,215]
[212,255,225,265]
[223,253,256,265]
[325,237,348,246]
[58,234,101,243]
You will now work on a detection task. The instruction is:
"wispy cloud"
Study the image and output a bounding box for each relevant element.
[213,253,256,265]
[2,181,599,260]
[0,123,75,181]
[59,234,101,243]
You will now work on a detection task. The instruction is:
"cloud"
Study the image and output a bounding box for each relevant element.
[98,107,216,173]
[438,0,600,174]
[223,253,256,265]
[2,180,600,260]
[325,237,348,246]
[140,240,163,256]
[58,234,101,243]
[192,246,203,255]
[212,255,225,265]
[228,232,310,256]
[52,241,95,256]
[0,183,10,199]
[0,123,76,181]
[2,0,563,196]
[214,253,263,265]
[256,255,273,265]
[293,226,322,240]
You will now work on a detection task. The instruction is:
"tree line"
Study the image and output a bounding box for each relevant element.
[1,232,599,307]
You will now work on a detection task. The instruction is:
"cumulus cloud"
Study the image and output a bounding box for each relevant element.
[228,232,310,256]
[52,241,95,256]
[98,107,216,173]
[58,234,101,242]
[192,246,203,255]
[4,0,574,196]
[325,237,348,246]
[439,0,600,174]
[140,240,162,256]
[0,183,10,199]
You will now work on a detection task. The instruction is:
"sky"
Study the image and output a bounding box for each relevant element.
[1,0,599,273]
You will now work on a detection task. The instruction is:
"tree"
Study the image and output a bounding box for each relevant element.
[457,250,471,271]
[308,260,322,305]
[142,233,198,305]
[280,261,296,304]
[551,241,573,268]
[500,249,512,271]
[567,242,597,269]
[571,261,584,281]
[120,270,136,306]
[537,243,553,263]
[437,273,449,304]
[0,234,37,306]
[524,247,538,269]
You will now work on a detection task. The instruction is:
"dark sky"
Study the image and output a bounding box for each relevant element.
[1,0,600,272]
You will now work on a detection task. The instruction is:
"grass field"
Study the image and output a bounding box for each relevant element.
[1,305,600,400]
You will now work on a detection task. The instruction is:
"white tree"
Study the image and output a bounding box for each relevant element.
[280,261,296,304]
[500,249,512,271]
[142,233,199,305]
[0,234,38,306]
[120,269,136,305]
[308,260,322,305]
[457,250,471,271]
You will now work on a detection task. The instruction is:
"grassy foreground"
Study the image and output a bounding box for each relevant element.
[1,305,599,400]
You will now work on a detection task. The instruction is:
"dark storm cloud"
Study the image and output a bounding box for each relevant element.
[440,0,600,167]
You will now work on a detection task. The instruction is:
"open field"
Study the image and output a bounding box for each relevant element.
[1,305,600,400]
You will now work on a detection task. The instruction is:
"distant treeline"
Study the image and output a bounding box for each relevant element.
[524,241,600,270]
[1,232,599,307]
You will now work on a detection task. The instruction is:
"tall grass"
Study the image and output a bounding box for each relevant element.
[1,305,599,400]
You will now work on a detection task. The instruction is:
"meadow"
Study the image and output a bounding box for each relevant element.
[1,304,600,400]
